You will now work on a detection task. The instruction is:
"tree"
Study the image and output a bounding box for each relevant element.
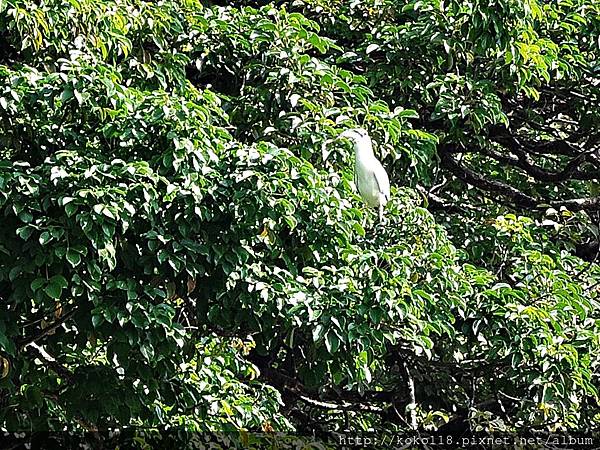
[0,0,599,446]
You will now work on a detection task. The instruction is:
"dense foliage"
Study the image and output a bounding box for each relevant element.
[0,0,599,446]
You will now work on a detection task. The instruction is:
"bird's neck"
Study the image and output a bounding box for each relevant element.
[354,143,375,161]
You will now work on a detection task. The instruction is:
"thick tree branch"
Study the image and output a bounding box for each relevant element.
[439,145,600,212]
[26,343,74,382]
[482,142,598,182]
[486,131,599,182]
[250,358,403,418]
[17,308,77,351]
[439,145,539,208]
[297,394,384,414]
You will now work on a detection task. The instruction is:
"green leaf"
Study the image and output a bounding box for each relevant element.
[352,221,365,237]
[18,211,33,223]
[396,109,420,119]
[39,232,52,245]
[16,226,33,241]
[325,330,340,354]
[31,278,46,292]
[66,249,82,267]
[369,307,384,324]
[0,332,16,355]
[44,284,62,299]
[60,88,74,102]
[365,43,379,54]
[49,275,68,289]
[44,275,67,299]
[92,314,104,328]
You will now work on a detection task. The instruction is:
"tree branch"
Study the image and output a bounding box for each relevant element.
[439,145,538,208]
[17,308,77,351]
[297,394,383,414]
[481,141,598,182]
[26,343,74,382]
[439,145,600,212]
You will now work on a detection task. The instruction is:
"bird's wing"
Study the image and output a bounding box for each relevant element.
[372,160,391,203]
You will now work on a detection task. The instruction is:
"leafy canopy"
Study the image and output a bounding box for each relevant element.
[0,0,599,445]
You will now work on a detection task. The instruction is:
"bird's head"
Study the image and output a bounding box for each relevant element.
[339,128,373,154]
[339,128,369,142]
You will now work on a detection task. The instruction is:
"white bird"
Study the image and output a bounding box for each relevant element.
[340,128,391,223]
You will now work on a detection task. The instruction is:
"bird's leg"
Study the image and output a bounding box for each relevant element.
[378,203,385,225]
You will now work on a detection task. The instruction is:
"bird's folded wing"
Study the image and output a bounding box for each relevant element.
[372,162,391,203]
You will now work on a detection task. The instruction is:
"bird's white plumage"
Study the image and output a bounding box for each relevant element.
[340,128,390,221]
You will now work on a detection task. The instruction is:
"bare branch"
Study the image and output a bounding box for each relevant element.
[440,145,600,212]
